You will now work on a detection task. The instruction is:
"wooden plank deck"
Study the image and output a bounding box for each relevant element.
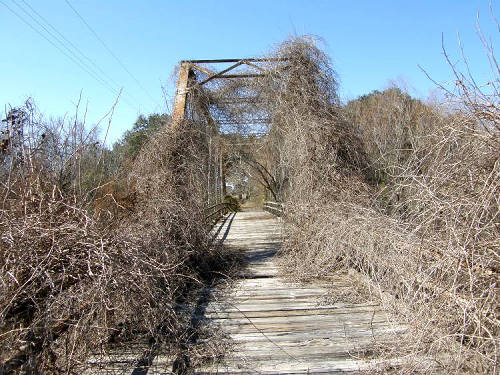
[199,210,403,374]
[85,210,406,374]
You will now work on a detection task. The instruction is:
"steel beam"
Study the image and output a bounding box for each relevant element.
[211,74,265,79]
[171,62,191,129]
[197,61,245,86]
[189,63,216,76]
[181,58,287,64]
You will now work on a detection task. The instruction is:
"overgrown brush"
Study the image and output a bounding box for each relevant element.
[389,112,498,373]
[346,87,441,187]
[0,95,226,373]
[1,176,149,373]
[252,37,499,373]
[3,33,496,374]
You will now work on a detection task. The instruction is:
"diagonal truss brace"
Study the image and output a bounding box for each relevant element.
[171,58,288,129]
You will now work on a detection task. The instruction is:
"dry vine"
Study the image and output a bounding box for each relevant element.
[199,36,499,373]
[0,82,234,373]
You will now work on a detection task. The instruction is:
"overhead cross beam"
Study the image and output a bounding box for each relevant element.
[196,60,247,86]
[171,58,285,128]
[181,58,286,64]
[185,58,286,86]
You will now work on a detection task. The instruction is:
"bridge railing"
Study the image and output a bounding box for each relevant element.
[263,201,283,217]
[204,202,232,229]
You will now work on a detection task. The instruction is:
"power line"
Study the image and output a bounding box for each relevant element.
[18,0,141,106]
[9,0,112,91]
[1,0,105,91]
[0,0,141,112]
[5,0,141,113]
[64,0,161,108]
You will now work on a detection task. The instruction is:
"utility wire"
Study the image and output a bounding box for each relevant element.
[64,0,161,108]
[10,0,114,93]
[10,0,141,112]
[0,0,141,112]
[2,0,108,91]
[18,0,142,106]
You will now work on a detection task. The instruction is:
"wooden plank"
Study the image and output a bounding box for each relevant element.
[227,287,328,295]
[228,325,403,344]
[215,320,392,335]
[196,210,405,373]
[226,336,379,353]
[228,293,330,301]
[209,312,389,328]
[198,357,378,373]
[206,301,376,312]
[208,307,384,323]
[198,355,435,374]
[205,307,380,320]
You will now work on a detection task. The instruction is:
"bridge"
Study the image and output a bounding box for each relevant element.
[174,59,404,372]
[83,58,410,374]
[87,207,404,374]
[199,208,403,373]
[1,31,494,373]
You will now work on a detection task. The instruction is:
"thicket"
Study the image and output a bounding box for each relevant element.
[1,31,498,374]
[253,37,499,373]
[0,94,225,373]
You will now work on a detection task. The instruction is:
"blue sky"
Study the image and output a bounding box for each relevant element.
[1,1,499,144]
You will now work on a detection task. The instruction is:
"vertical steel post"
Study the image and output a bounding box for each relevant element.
[219,148,224,201]
[221,151,227,197]
[171,62,191,130]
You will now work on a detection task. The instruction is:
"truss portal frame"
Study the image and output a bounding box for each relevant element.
[170,58,287,207]
[171,58,285,129]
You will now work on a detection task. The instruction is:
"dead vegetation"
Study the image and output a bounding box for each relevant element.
[1,28,498,374]
[167,34,498,373]
[212,36,497,373]
[0,88,234,372]
[278,39,500,373]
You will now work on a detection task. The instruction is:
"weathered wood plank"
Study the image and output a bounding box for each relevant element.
[205,307,379,320]
[196,210,404,374]
[206,302,376,312]
[210,313,389,328]
[208,308,385,324]
[198,357,379,373]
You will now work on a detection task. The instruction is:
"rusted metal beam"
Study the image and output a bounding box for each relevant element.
[214,74,265,79]
[241,60,269,73]
[189,63,216,76]
[182,58,287,64]
[171,62,191,128]
[187,58,285,87]
[197,61,244,86]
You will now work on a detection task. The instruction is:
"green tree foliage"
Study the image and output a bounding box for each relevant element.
[114,113,169,161]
